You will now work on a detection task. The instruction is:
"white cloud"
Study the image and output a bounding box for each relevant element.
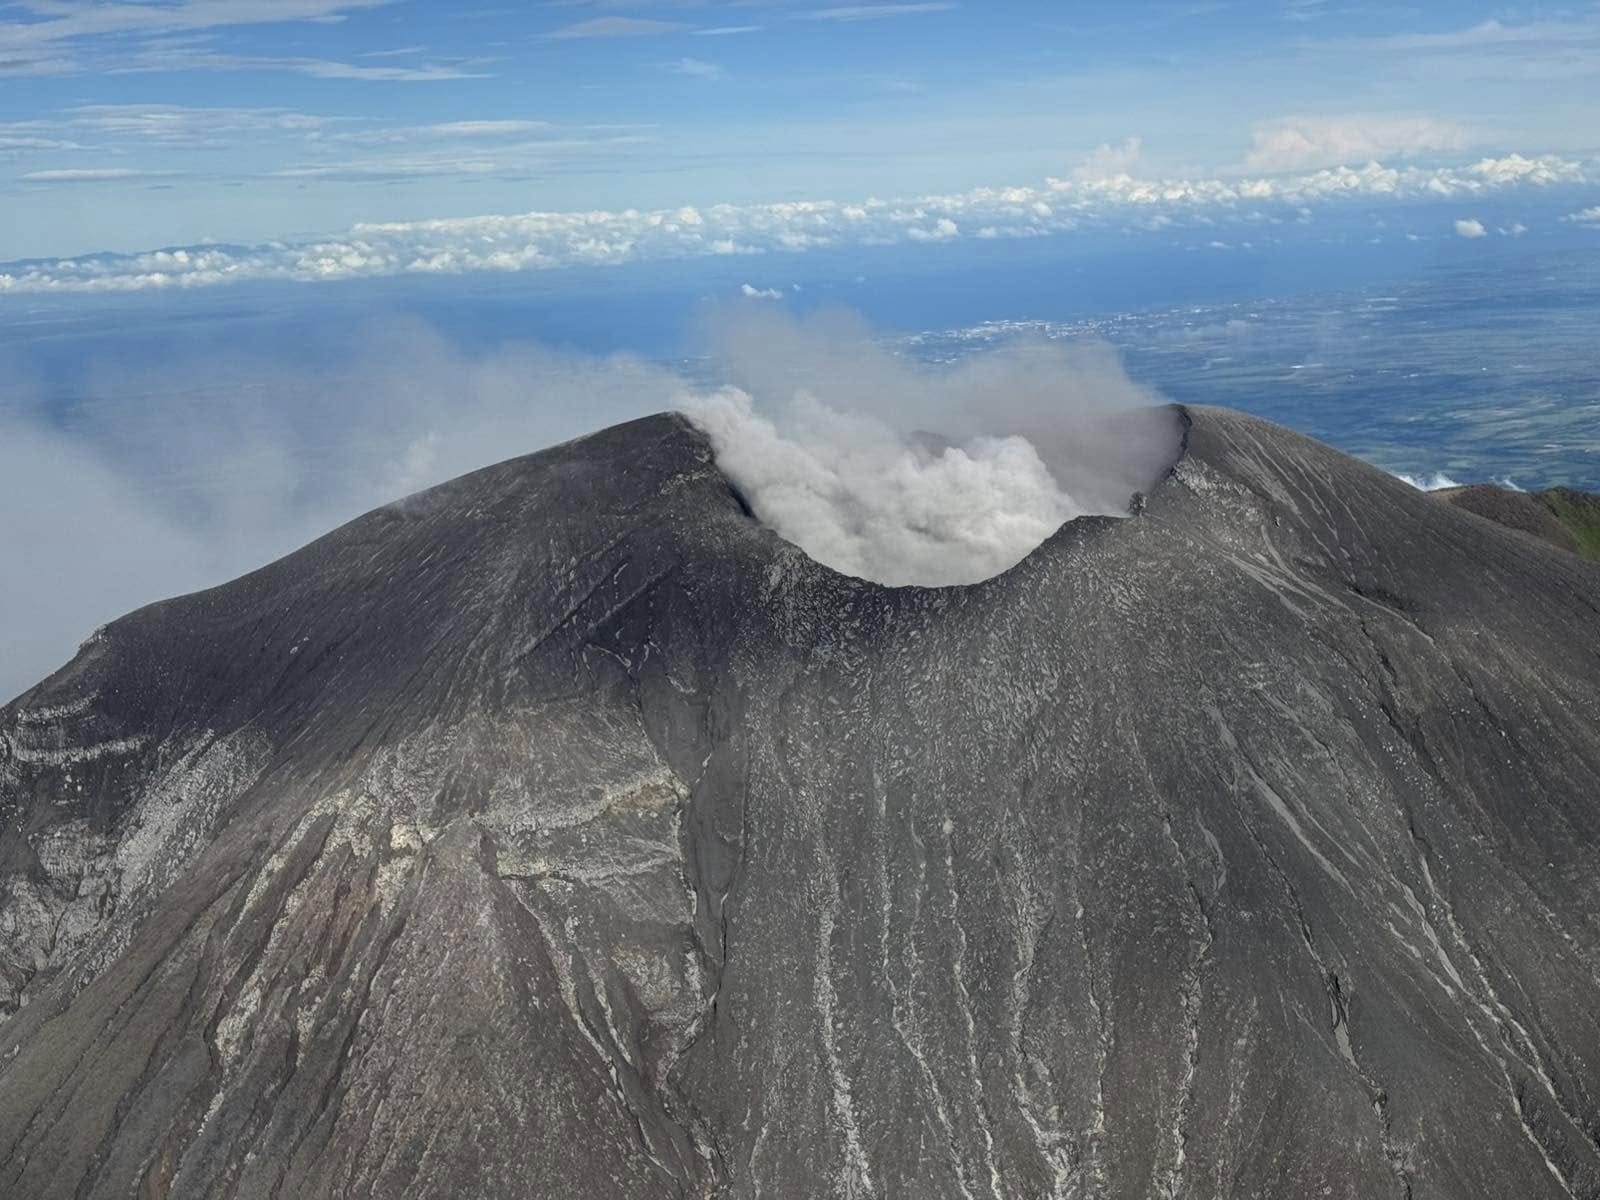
[1501,222,1528,237]
[2,104,645,188]
[22,167,173,182]
[547,17,686,39]
[687,388,1079,585]
[1313,16,1600,85]
[0,134,84,154]
[0,1,473,79]
[1045,153,1588,209]
[1244,115,1471,171]
[0,421,225,702]
[1468,153,1582,187]
[679,312,1178,586]
[379,119,546,138]
[693,25,763,36]
[62,104,335,146]
[906,217,959,241]
[1357,17,1600,55]
[269,125,648,179]
[147,52,487,81]
[0,317,688,700]
[271,156,503,180]
[0,51,74,77]
[1071,137,1143,181]
[0,307,1183,695]
[665,56,722,79]
[794,3,958,20]
[1396,471,1463,491]
[741,283,784,300]
[1565,206,1600,225]
[1,151,1589,294]
[1454,217,1486,238]
[328,119,554,145]
[0,0,395,53]
[1281,0,1330,21]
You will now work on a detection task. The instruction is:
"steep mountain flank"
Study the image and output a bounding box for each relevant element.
[1437,482,1600,562]
[3,406,1599,1199]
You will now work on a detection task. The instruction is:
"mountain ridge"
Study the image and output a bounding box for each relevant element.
[1433,482,1600,562]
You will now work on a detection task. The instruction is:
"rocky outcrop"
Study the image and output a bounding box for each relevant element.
[3,407,1599,1199]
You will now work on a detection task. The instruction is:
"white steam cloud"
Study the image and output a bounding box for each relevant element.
[0,308,1177,699]
[687,390,1081,584]
[680,309,1180,586]
[0,323,684,701]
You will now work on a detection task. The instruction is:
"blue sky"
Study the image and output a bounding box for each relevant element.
[1,1,1598,276]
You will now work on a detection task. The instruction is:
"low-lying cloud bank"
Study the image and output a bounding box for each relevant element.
[680,310,1179,585]
[1396,471,1526,493]
[1,152,1589,294]
[1396,471,1464,491]
[0,323,684,701]
[689,390,1082,584]
[0,309,1175,698]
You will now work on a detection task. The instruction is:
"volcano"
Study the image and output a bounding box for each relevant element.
[3,406,1599,1199]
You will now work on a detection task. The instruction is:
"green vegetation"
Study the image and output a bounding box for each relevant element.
[1541,490,1600,563]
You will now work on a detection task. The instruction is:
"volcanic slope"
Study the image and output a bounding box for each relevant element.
[1436,483,1600,562]
[2,406,1600,1200]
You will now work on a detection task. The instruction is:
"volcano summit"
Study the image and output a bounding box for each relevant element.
[2,406,1599,1199]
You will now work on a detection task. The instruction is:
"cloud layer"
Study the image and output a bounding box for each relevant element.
[1395,471,1464,491]
[687,389,1082,585]
[0,321,683,700]
[2,151,1588,295]
[0,0,493,80]
[0,308,1178,697]
[1244,115,1472,171]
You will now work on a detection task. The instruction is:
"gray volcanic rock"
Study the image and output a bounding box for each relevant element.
[3,405,1600,1199]
[1435,483,1600,564]
[1435,483,1584,555]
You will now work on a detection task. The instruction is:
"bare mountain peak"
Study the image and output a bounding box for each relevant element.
[3,405,1599,1199]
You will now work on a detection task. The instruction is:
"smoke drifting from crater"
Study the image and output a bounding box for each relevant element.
[0,321,684,702]
[686,389,1084,585]
[0,305,1180,701]
[681,308,1182,585]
